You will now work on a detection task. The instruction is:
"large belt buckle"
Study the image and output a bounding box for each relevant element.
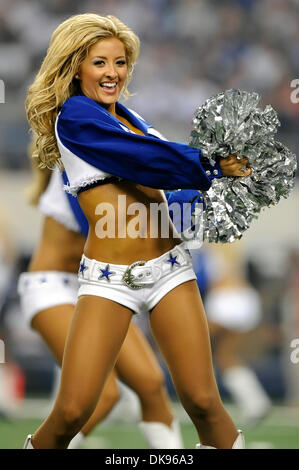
[122,260,147,290]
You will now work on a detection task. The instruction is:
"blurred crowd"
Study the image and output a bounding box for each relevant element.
[0,0,298,168]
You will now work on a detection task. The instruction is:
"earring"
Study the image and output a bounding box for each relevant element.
[75,74,80,79]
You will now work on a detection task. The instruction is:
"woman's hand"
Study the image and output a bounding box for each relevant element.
[219,154,251,177]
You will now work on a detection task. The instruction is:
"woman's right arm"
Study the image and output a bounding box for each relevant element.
[57,96,223,192]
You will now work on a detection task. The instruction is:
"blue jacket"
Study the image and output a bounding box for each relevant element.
[57,95,221,191]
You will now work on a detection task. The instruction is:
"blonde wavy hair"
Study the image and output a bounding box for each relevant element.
[25,14,140,170]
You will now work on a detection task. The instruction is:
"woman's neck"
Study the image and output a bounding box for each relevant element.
[100,100,145,135]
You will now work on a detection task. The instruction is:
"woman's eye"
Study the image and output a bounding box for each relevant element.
[93,60,126,66]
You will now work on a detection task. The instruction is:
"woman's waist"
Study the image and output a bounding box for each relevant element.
[88,214,178,239]
[28,246,81,274]
[79,240,193,289]
[83,235,182,265]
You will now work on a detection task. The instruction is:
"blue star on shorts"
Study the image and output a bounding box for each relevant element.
[79,260,88,276]
[167,252,180,268]
[99,264,116,281]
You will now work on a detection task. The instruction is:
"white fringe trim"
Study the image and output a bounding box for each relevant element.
[64,175,122,197]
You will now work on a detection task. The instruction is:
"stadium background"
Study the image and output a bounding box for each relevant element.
[0,0,298,449]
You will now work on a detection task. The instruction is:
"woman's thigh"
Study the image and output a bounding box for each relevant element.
[32,304,74,364]
[149,280,219,399]
[115,320,164,392]
[213,327,248,370]
[58,295,133,409]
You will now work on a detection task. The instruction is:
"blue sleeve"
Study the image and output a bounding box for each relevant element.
[165,189,203,208]
[165,189,204,233]
[57,96,221,191]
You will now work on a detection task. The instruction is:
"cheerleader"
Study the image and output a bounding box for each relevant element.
[197,244,272,427]
[24,14,249,448]
[19,165,184,448]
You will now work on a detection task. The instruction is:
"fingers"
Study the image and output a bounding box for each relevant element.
[239,167,251,177]
[240,156,249,166]
[219,154,251,177]
[226,154,248,166]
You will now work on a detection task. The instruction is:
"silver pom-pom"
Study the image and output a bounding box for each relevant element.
[190,89,297,243]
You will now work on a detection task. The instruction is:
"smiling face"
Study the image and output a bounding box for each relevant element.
[77,37,128,115]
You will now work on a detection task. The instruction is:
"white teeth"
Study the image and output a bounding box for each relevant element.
[100,82,117,88]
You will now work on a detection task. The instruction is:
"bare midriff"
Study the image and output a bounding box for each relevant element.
[208,243,250,289]
[78,180,181,265]
[76,112,182,265]
[28,217,85,273]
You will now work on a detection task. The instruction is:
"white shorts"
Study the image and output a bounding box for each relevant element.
[17,271,79,326]
[78,243,197,315]
[204,287,262,332]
